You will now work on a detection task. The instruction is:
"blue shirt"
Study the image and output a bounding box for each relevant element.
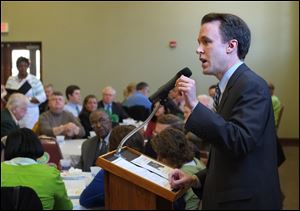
[218,61,244,102]
[122,92,152,109]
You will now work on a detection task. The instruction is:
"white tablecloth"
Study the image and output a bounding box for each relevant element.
[59,139,86,167]
[62,171,93,210]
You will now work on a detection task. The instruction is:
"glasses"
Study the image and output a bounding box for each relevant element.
[91,118,109,128]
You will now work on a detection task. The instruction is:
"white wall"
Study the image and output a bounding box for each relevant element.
[2,1,299,138]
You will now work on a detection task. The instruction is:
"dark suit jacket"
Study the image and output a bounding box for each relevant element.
[77,136,108,172]
[98,101,129,123]
[187,64,281,209]
[79,109,93,138]
[1,109,20,138]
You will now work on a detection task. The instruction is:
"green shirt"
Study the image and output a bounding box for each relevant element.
[1,161,72,210]
[272,95,281,127]
[181,158,206,210]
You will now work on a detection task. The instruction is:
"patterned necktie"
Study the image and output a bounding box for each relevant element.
[213,84,221,111]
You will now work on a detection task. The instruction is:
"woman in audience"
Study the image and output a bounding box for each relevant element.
[144,102,168,140]
[79,125,145,208]
[144,114,184,159]
[79,94,98,138]
[151,127,206,210]
[1,128,72,210]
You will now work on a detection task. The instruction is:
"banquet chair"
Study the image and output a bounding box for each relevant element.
[125,105,151,121]
[40,138,63,170]
[1,186,43,210]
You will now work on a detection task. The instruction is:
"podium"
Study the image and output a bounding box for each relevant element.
[96,146,186,210]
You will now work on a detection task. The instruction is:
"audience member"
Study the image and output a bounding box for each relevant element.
[98,86,128,126]
[64,85,82,117]
[79,94,98,138]
[144,102,167,140]
[123,81,152,110]
[1,128,72,210]
[122,82,136,102]
[152,127,205,210]
[79,125,145,208]
[144,114,184,159]
[1,84,7,110]
[208,84,217,97]
[5,56,46,129]
[268,82,281,128]
[1,93,29,138]
[39,83,54,114]
[197,94,214,111]
[168,88,185,112]
[268,82,286,168]
[38,91,85,139]
[77,110,112,172]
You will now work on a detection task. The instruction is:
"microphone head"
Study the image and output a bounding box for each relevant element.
[177,67,192,78]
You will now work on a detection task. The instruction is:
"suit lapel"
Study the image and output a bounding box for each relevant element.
[218,64,247,111]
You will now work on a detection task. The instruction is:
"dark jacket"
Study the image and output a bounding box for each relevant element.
[187,64,281,209]
[1,109,19,138]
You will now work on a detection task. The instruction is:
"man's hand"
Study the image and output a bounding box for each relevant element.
[176,75,198,109]
[169,169,194,190]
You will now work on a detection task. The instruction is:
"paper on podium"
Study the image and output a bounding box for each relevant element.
[130,155,173,179]
[112,156,171,190]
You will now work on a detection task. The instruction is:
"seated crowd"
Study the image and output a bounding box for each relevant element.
[1,75,216,210]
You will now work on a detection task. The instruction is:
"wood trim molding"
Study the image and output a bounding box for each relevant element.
[279,138,299,146]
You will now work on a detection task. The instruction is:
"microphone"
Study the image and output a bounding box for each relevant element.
[149,67,192,104]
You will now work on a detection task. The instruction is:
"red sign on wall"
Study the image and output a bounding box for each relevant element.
[1,22,9,33]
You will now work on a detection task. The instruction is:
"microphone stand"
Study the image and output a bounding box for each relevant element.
[115,101,161,157]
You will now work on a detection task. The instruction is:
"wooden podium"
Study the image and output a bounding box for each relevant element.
[96,146,186,210]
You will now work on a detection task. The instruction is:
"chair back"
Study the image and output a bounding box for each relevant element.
[1,186,43,210]
[125,105,151,121]
[40,138,63,170]
[276,105,284,131]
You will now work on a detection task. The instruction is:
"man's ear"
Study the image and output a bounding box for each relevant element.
[227,39,238,53]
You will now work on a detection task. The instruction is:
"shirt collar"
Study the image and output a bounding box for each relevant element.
[4,157,37,166]
[219,61,244,93]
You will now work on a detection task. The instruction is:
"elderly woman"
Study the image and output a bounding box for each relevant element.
[1,128,72,210]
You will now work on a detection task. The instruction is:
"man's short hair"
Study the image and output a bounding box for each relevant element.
[65,85,80,100]
[136,82,149,91]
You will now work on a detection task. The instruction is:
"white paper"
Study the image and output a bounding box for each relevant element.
[131,155,173,179]
[112,157,171,190]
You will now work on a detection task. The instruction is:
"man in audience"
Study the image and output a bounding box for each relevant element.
[97,86,128,126]
[122,82,152,121]
[38,91,85,139]
[123,82,152,110]
[79,124,145,208]
[208,84,217,97]
[39,83,54,114]
[1,93,29,138]
[77,110,112,172]
[64,85,82,117]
